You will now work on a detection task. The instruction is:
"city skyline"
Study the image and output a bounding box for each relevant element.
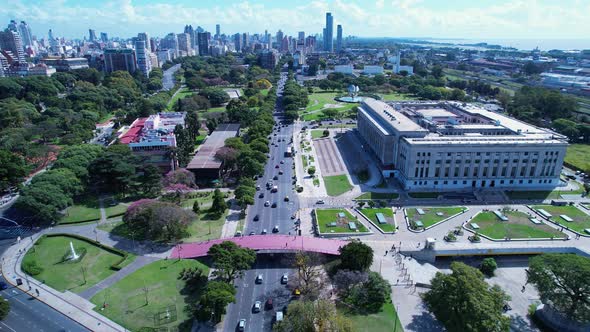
[2,0,590,41]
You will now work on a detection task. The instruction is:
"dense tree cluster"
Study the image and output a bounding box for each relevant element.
[282,75,309,121]
[274,299,353,332]
[123,198,194,241]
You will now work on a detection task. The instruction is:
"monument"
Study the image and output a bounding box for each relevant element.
[336,84,364,103]
[68,241,80,260]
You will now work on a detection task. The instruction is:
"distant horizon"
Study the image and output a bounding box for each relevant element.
[2,0,588,43]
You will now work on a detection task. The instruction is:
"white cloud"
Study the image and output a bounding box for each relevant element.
[0,0,588,40]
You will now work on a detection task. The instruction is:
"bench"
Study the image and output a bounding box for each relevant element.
[471,223,480,230]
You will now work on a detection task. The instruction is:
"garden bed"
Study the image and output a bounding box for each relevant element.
[315,208,370,235]
[466,210,564,240]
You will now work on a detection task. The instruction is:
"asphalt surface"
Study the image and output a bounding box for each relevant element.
[162,64,181,91]
[0,240,89,332]
[223,72,300,332]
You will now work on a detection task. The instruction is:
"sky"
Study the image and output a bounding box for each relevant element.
[2,0,590,41]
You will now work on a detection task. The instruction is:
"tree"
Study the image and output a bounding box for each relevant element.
[338,241,373,271]
[480,257,498,277]
[234,184,255,208]
[528,254,590,323]
[307,166,316,176]
[208,241,256,281]
[195,281,236,323]
[0,295,10,320]
[123,199,194,241]
[292,252,326,299]
[274,299,353,332]
[185,111,200,142]
[89,145,138,194]
[198,88,230,106]
[138,165,162,198]
[163,168,196,188]
[344,271,391,313]
[423,261,510,332]
[210,188,228,216]
[192,200,200,215]
[322,129,330,137]
[333,269,368,293]
[431,65,444,79]
[0,149,28,192]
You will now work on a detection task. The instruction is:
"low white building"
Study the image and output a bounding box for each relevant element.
[334,64,353,74]
[363,65,383,75]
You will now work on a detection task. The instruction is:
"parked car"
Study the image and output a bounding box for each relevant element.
[271,202,277,208]
[249,231,255,236]
[262,229,267,234]
[281,274,289,284]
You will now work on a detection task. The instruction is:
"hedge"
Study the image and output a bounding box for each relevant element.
[43,233,132,271]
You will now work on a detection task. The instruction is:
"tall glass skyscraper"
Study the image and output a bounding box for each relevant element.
[324,12,333,52]
[336,24,342,53]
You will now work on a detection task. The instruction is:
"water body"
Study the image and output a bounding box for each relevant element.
[423,38,590,51]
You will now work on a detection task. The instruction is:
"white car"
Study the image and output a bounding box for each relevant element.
[281,274,288,284]
[316,199,325,204]
[256,274,263,284]
[253,301,262,313]
[264,201,270,207]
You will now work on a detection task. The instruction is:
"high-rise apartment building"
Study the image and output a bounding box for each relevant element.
[88,29,97,42]
[298,32,305,44]
[184,25,195,48]
[177,33,192,55]
[336,24,343,53]
[137,32,150,43]
[135,40,151,76]
[0,30,26,63]
[100,32,108,43]
[233,33,242,52]
[197,32,209,56]
[149,38,157,53]
[160,33,179,56]
[324,12,333,52]
[215,24,220,39]
[104,49,136,73]
[17,21,32,49]
[276,30,283,50]
[259,49,280,69]
[242,33,249,50]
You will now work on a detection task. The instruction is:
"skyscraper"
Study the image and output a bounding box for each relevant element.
[160,33,179,56]
[104,49,136,73]
[17,21,32,48]
[233,33,242,52]
[0,30,26,63]
[184,25,195,48]
[177,33,192,55]
[324,12,333,52]
[197,32,209,56]
[215,24,220,39]
[242,33,249,50]
[298,32,305,44]
[89,29,97,42]
[276,30,283,50]
[135,39,151,76]
[336,24,343,53]
[48,29,59,53]
[100,32,108,43]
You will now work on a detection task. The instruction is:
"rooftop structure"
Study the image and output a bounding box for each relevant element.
[357,99,568,191]
[187,124,240,180]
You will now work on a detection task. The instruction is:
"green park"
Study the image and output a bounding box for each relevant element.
[406,206,465,229]
[323,174,353,196]
[90,259,209,331]
[467,210,564,239]
[22,235,135,293]
[359,208,396,232]
[60,196,128,224]
[315,208,369,234]
[532,205,590,233]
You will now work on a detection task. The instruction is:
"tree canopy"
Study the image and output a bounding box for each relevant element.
[338,241,374,271]
[208,241,256,282]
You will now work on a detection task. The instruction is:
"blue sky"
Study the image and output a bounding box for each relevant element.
[2,0,589,40]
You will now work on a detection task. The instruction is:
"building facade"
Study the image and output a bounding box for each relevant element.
[336,24,342,53]
[357,99,568,191]
[41,57,89,71]
[324,13,333,52]
[103,48,136,73]
[197,32,209,56]
[0,30,26,63]
[135,40,151,76]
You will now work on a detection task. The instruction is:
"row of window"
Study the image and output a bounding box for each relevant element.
[415,151,561,158]
[413,164,557,179]
[412,179,554,186]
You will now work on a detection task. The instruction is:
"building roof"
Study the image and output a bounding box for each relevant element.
[361,98,428,134]
[187,123,240,170]
[119,118,147,144]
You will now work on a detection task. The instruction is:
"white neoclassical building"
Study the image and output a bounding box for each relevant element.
[357,99,568,191]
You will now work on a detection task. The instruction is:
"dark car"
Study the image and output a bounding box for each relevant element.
[0,282,7,290]
[271,202,277,208]
[253,214,259,221]
[259,192,264,198]
[265,298,274,310]
[273,175,279,180]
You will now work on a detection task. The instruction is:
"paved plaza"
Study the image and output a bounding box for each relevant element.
[313,137,347,176]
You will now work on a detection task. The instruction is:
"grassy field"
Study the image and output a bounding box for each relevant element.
[355,192,399,200]
[60,204,101,223]
[532,205,590,233]
[315,208,368,233]
[565,144,590,172]
[407,206,465,229]
[166,87,193,111]
[311,129,327,139]
[324,175,353,196]
[468,210,564,239]
[340,302,404,332]
[183,209,228,242]
[306,92,341,112]
[90,259,209,331]
[22,235,134,293]
[408,192,440,199]
[359,208,396,232]
[379,92,416,101]
[506,184,586,200]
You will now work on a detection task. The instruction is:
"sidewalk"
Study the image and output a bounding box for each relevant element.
[0,234,127,332]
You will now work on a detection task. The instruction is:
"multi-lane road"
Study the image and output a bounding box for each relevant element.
[223,72,300,331]
[0,240,88,332]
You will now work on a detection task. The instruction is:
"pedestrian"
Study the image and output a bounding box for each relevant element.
[285,242,288,247]
[385,250,388,256]
[396,278,399,284]
[521,285,526,293]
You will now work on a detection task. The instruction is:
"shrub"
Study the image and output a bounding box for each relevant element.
[480,257,497,277]
[22,259,43,275]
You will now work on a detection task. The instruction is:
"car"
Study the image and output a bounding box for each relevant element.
[238,319,246,331]
[316,199,325,204]
[256,274,263,284]
[256,185,260,190]
[284,196,289,202]
[293,288,301,296]
[264,201,270,207]
[291,214,296,219]
[278,170,283,175]
[274,133,277,136]
[275,164,280,168]
[273,175,279,180]
[280,160,285,164]
[253,300,262,313]
[253,214,259,221]
[281,274,289,284]
[234,231,242,237]
[262,229,267,234]
[271,202,277,208]
[265,298,274,310]
[0,282,7,290]
[272,225,279,233]
[249,231,255,236]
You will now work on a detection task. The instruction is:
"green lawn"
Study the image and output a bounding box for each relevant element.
[311,129,327,139]
[60,204,101,223]
[306,92,340,112]
[340,302,404,332]
[532,205,590,233]
[565,144,590,172]
[379,92,416,101]
[90,259,209,331]
[166,87,193,111]
[104,203,127,218]
[406,207,465,229]
[207,106,226,113]
[506,185,586,200]
[22,235,134,293]
[315,208,369,234]
[360,208,396,232]
[324,175,353,196]
[355,192,399,200]
[183,209,228,242]
[468,210,564,239]
[408,192,440,199]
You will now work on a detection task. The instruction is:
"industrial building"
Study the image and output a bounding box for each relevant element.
[357,99,568,191]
